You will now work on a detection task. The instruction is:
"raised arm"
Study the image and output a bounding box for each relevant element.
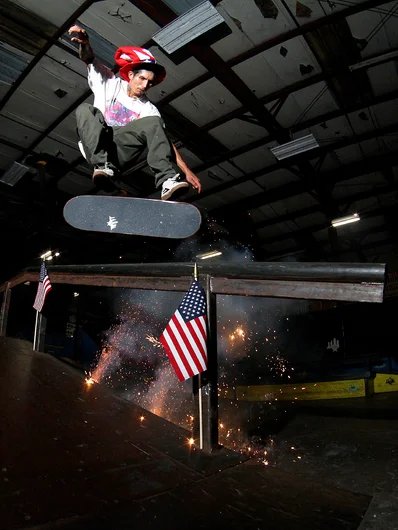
[68,25,94,65]
[172,144,201,193]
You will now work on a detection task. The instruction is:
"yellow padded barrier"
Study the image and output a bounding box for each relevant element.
[236,378,366,401]
[373,373,398,394]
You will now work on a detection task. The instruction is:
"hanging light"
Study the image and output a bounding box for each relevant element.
[331,213,360,228]
[270,134,319,161]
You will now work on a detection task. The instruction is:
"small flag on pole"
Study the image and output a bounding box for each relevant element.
[160,279,207,382]
[33,261,52,312]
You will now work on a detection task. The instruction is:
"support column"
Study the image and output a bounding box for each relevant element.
[194,275,219,452]
[0,282,11,337]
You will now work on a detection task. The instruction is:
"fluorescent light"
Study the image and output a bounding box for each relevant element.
[270,134,319,161]
[0,162,29,186]
[40,250,61,260]
[349,49,398,72]
[152,1,225,54]
[331,213,360,227]
[197,250,222,260]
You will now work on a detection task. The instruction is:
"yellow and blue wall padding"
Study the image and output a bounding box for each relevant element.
[231,372,398,402]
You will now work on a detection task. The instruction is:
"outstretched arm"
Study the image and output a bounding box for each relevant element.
[172,144,201,193]
[68,25,94,65]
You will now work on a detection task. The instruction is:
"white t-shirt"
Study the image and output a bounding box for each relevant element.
[87,59,161,127]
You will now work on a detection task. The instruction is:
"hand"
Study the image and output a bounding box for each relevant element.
[68,25,89,45]
[185,170,201,193]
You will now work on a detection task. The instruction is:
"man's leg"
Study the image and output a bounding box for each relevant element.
[113,116,188,198]
[76,103,114,167]
[76,103,122,191]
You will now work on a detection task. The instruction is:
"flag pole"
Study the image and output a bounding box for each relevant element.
[33,310,39,351]
[194,262,204,450]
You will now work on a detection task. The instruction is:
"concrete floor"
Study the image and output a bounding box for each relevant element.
[3,337,397,529]
[267,399,398,529]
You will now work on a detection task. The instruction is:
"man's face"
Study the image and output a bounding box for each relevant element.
[128,69,155,97]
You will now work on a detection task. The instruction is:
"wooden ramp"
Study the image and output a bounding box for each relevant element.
[0,338,371,529]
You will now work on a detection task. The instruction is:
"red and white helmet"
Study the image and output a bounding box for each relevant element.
[114,46,166,86]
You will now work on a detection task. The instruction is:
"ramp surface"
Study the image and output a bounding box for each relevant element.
[0,338,370,529]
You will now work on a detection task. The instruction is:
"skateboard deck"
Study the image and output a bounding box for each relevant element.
[63,195,201,239]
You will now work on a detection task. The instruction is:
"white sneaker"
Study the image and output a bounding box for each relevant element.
[93,164,116,179]
[161,175,189,200]
[93,164,118,192]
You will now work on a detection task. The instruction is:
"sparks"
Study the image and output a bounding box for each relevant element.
[145,334,162,348]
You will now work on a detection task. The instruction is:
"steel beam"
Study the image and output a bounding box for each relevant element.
[254,181,398,230]
[0,0,96,113]
[130,0,290,142]
[199,126,398,212]
[211,278,384,303]
[156,0,393,109]
[260,203,395,246]
[0,261,386,293]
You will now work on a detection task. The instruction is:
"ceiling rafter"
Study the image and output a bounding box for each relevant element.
[253,181,398,230]
[0,0,96,114]
[0,19,226,182]
[155,0,393,109]
[209,149,398,218]
[263,220,396,261]
[191,120,398,203]
[0,1,83,62]
[260,203,395,246]
[162,46,398,151]
[129,0,290,142]
[128,0,344,228]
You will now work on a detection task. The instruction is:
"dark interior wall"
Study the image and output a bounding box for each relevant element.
[5,281,398,379]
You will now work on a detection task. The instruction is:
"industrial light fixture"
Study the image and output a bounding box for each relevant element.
[197,250,222,260]
[0,162,29,186]
[40,250,61,261]
[270,134,319,161]
[331,213,360,228]
[349,49,398,72]
[152,0,225,54]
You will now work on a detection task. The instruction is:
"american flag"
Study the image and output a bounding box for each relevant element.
[33,261,52,312]
[160,279,207,382]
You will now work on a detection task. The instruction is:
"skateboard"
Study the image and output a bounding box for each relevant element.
[63,195,201,239]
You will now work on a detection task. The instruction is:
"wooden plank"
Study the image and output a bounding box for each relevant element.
[211,278,384,303]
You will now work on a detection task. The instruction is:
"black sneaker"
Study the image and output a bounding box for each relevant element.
[161,174,189,200]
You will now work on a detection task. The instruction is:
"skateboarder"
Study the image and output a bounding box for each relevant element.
[69,25,201,200]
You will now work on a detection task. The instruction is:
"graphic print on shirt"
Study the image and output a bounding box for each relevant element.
[104,101,140,126]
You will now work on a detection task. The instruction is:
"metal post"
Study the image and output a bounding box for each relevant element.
[202,274,219,451]
[192,274,219,451]
[0,282,11,337]
[33,312,47,352]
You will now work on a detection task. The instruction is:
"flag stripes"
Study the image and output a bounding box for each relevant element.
[160,279,208,382]
[33,261,52,313]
